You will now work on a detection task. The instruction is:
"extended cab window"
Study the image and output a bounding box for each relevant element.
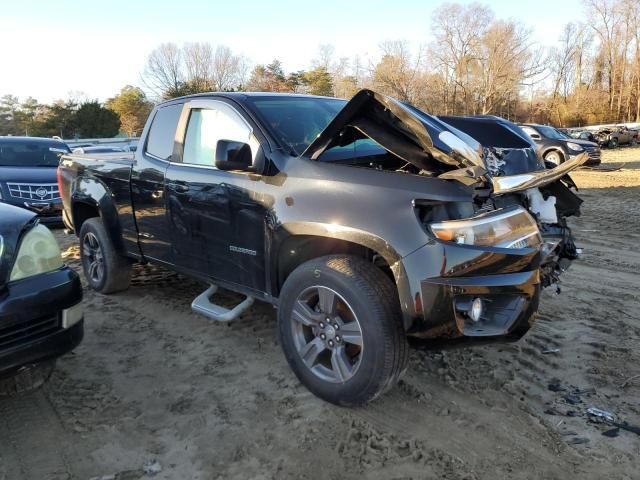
[182,105,253,167]
[145,104,183,160]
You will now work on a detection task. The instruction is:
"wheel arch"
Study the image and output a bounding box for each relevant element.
[270,222,406,300]
[71,177,126,254]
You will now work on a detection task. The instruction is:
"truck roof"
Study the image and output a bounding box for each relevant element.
[158,91,340,107]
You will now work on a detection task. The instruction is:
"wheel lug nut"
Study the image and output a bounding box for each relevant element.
[334,324,339,330]
[319,322,325,329]
[336,336,341,342]
[320,333,326,340]
[328,340,334,347]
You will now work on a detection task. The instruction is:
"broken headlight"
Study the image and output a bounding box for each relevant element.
[430,206,542,249]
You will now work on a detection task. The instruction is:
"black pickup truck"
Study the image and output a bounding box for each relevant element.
[58,89,586,406]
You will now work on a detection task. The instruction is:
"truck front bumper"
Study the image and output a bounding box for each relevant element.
[395,240,541,341]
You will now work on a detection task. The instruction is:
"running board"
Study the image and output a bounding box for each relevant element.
[191,285,254,322]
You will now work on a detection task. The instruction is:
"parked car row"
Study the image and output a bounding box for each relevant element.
[565,125,638,149]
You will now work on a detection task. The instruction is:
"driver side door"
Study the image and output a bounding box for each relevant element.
[164,99,268,291]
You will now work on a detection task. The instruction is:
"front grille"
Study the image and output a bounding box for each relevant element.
[7,183,60,201]
[0,315,60,350]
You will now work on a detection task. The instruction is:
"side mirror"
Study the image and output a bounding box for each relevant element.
[215,140,253,171]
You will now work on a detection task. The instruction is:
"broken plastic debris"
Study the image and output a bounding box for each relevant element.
[587,407,615,423]
[542,348,560,354]
[143,460,162,477]
[587,407,640,436]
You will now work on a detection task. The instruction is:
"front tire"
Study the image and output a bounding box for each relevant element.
[608,138,618,148]
[278,255,409,406]
[79,218,131,294]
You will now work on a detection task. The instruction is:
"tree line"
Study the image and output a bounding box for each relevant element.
[2,0,639,137]
[142,0,640,127]
[0,86,153,138]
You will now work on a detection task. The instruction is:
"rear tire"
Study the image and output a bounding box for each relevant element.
[277,255,409,406]
[79,218,131,294]
[0,361,55,397]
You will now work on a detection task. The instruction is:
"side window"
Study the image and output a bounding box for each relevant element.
[521,126,538,138]
[182,105,253,166]
[145,104,183,160]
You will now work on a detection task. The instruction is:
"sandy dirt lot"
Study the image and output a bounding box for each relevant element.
[1,147,639,480]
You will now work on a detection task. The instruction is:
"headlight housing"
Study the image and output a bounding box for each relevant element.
[566,142,584,152]
[10,224,63,281]
[430,207,541,249]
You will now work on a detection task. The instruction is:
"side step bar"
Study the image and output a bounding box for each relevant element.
[191,285,255,322]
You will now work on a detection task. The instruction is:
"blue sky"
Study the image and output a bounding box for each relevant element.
[0,0,582,102]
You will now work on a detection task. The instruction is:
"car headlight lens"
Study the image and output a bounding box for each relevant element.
[567,142,584,152]
[430,207,541,248]
[10,224,63,281]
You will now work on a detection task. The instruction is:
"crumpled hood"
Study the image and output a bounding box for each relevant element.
[303,89,486,172]
[303,89,587,194]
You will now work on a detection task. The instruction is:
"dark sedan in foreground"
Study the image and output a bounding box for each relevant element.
[0,136,71,224]
[0,203,83,395]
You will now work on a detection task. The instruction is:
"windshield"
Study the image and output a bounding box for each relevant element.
[536,125,568,140]
[0,140,70,167]
[245,96,347,155]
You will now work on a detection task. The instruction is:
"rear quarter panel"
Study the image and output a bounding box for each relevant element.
[59,153,139,256]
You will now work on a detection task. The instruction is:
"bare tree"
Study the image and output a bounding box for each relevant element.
[474,20,546,115]
[372,40,425,103]
[430,2,493,114]
[183,42,214,92]
[143,43,184,99]
[211,45,245,91]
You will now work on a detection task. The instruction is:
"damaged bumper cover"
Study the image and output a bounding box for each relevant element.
[396,238,541,340]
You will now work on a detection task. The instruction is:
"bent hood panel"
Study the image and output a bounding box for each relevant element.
[302,89,485,172]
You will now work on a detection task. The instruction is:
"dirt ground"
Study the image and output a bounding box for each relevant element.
[1,147,639,480]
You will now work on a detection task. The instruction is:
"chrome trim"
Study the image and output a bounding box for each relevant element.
[7,182,60,201]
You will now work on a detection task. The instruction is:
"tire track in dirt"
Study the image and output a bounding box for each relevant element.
[0,391,76,480]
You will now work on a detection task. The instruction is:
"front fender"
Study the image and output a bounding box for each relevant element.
[279,221,402,265]
[271,221,415,328]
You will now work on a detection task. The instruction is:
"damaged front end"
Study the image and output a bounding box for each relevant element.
[304,89,585,291]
